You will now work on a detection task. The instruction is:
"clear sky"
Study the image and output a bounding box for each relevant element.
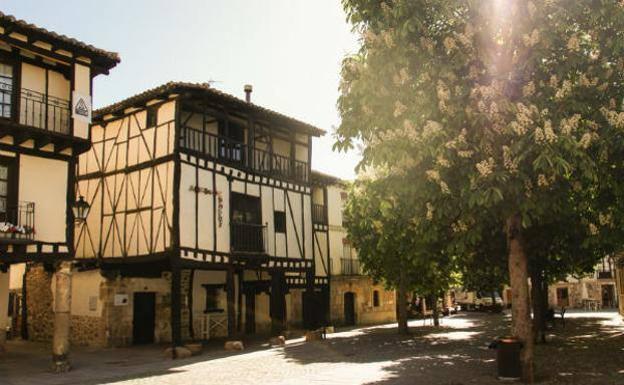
[3,0,361,179]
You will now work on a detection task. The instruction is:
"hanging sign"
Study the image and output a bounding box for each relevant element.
[72,91,92,123]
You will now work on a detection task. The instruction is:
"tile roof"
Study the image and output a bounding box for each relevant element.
[95,82,326,136]
[0,11,120,68]
[311,170,344,185]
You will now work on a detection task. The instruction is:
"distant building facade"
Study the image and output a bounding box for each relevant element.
[549,257,618,310]
[311,171,396,327]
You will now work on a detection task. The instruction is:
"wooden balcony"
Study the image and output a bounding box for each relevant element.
[0,201,35,244]
[0,84,87,154]
[180,127,309,183]
[230,222,267,254]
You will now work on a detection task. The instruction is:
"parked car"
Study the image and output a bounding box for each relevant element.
[456,290,503,311]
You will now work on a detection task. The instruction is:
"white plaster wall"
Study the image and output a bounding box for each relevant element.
[19,155,67,243]
[73,63,91,139]
[9,263,25,290]
[71,270,104,317]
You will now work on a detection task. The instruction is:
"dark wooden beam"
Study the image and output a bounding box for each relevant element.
[226,267,236,337]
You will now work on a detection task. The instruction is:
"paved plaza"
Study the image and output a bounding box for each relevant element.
[1,311,623,385]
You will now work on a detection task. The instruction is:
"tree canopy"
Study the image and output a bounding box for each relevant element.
[336,1,624,381]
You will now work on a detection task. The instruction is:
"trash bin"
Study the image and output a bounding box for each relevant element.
[495,337,522,380]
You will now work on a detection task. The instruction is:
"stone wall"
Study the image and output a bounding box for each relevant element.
[25,264,54,342]
[70,315,106,347]
[330,276,396,326]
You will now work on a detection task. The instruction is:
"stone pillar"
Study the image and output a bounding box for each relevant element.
[51,261,72,373]
[0,269,9,353]
[270,270,286,335]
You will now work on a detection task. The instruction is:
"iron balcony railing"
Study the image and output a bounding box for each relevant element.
[0,84,71,135]
[179,127,310,183]
[340,258,361,275]
[230,222,267,253]
[0,201,35,242]
[312,203,327,224]
[597,271,613,279]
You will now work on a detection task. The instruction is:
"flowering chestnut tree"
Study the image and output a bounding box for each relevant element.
[336,1,624,381]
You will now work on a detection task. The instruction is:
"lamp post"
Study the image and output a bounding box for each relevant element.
[72,196,90,223]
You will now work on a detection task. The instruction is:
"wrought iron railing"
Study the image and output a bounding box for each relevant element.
[0,201,35,241]
[597,271,613,279]
[312,203,327,224]
[179,126,310,183]
[230,222,267,253]
[0,85,71,135]
[340,258,361,275]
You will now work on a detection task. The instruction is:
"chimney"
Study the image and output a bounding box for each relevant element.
[244,84,253,103]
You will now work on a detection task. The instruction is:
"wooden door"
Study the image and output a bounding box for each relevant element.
[344,292,356,326]
[133,292,156,345]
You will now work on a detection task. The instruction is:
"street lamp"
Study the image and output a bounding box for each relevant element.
[73,196,90,223]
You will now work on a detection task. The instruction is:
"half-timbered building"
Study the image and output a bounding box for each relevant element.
[73,82,328,348]
[311,171,396,327]
[0,12,119,371]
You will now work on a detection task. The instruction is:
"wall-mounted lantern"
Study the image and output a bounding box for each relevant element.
[73,196,90,223]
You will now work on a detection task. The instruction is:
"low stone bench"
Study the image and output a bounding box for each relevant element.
[269,336,286,346]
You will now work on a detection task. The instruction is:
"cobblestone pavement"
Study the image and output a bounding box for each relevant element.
[1,311,623,385]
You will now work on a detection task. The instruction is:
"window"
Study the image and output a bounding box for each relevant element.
[0,157,16,220]
[342,238,352,259]
[373,290,380,307]
[146,106,158,128]
[218,120,246,163]
[274,211,286,233]
[0,62,13,119]
[203,285,223,313]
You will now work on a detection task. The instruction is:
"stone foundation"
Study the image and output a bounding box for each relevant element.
[25,264,54,342]
[70,315,106,347]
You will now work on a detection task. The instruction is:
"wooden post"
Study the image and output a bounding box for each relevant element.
[270,270,286,335]
[51,261,72,372]
[226,268,236,337]
[0,268,9,353]
[237,271,243,333]
[171,264,182,353]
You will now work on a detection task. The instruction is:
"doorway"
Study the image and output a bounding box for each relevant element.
[602,284,616,308]
[344,292,356,326]
[133,292,156,345]
[556,287,569,308]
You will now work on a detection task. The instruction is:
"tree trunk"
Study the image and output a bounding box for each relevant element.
[52,261,72,372]
[397,269,409,334]
[431,295,440,327]
[530,268,546,344]
[506,214,534,383]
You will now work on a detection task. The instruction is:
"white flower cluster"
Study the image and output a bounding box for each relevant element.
[560,114,581,135]
[510,103,539,136]
[522,29,540,47]
[535,120,557,144]
[567,35,580,52]
[527,1,537,18]
[426,202,434,221]
[436,154,451,168]
[476,157,495,177]
[599,212,613,227]
[403,119,419,141]
[579,132,593,149]
[444,36,457,51]
[394,100,407,118]
[537,174,549,187]
[381,29,395,48]
[555,80,572,99]
[600,107,624,129]
[420,37,434,53]
[425,169,450,194]
[451,220,468,233]
[522,81,536,97]
[393,67,411,86]
[589,223,599,235]
[502,145,518,173]
[422,120,443,139]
